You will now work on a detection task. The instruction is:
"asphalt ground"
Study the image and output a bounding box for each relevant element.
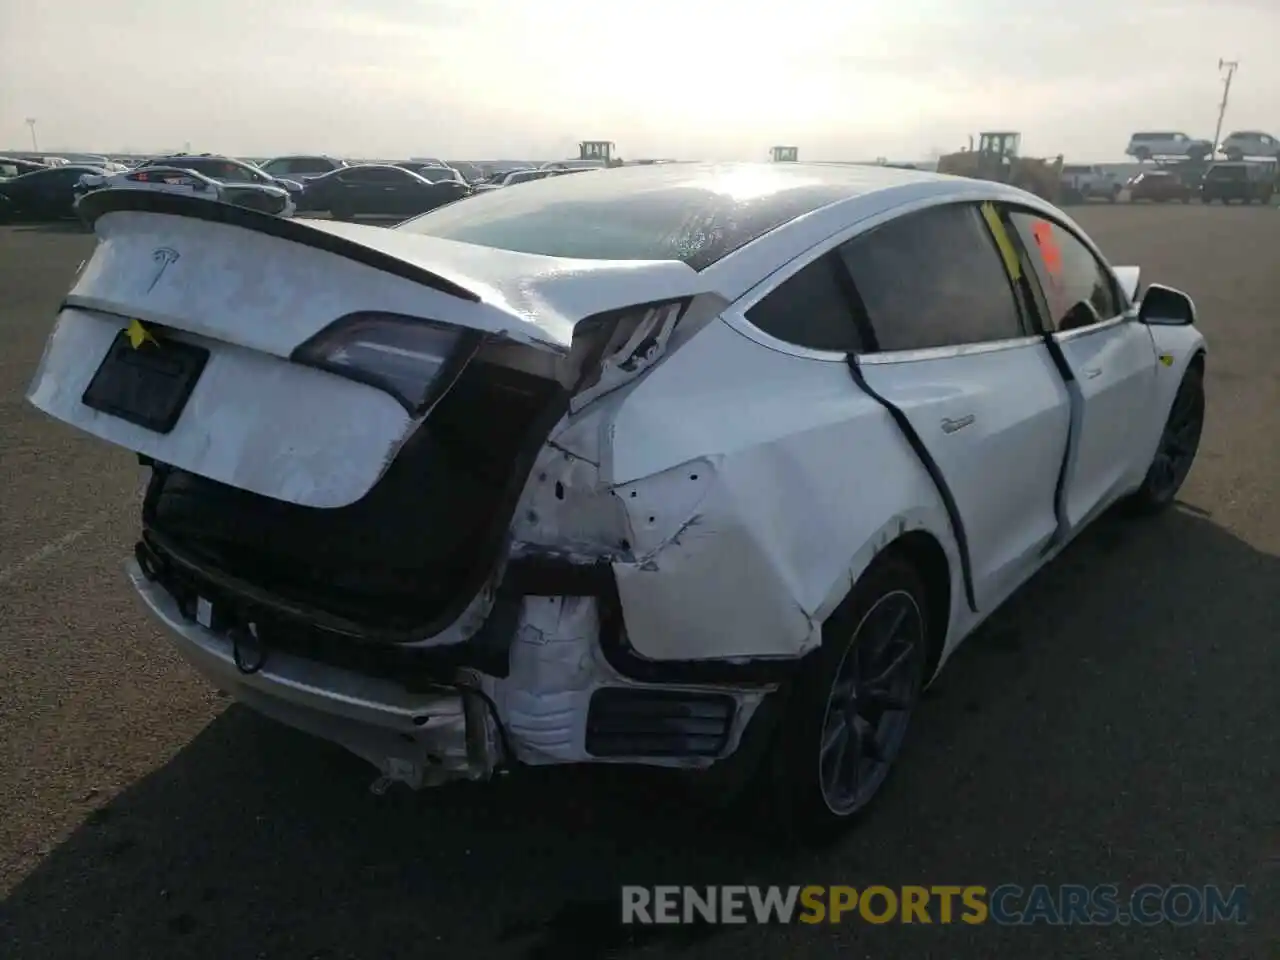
[0,206,1277,959]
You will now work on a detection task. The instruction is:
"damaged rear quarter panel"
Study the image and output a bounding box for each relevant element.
[599,319,960,662]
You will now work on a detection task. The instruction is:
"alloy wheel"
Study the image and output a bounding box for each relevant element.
[1147,373,1205,502]
[817,590,925,816]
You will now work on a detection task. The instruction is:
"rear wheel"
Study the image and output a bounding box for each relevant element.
[1127,363,1205,514]
[766,554,930,843]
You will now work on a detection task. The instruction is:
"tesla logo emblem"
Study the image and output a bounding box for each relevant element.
[146,247,180,292]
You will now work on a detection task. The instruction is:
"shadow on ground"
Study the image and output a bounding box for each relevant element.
[2,506,1276,960]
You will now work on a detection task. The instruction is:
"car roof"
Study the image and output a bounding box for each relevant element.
[13,164,103,177]
[397,161,983,272]
[145,154,247,165]
[345,163,421,172]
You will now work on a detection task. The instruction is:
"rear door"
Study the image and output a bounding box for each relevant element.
[1004,208,1159,529]
[843,202,1072,609]
[333,167,382,213]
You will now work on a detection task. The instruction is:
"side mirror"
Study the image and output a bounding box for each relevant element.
[1138,284,1196,326]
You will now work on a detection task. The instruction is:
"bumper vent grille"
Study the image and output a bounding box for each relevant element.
[585,688,736,758]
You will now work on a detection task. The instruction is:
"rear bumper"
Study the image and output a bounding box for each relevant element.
[127,559,501,787]
[128,558,777,789]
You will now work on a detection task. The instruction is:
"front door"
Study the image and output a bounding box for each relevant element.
[838,202,1072,608]
[1004,209,1159,529]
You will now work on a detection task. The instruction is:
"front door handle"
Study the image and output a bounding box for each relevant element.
[941,414,975,434]
[1084,367,1103,379]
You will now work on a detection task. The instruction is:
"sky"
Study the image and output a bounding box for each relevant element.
[2,0,1278,162]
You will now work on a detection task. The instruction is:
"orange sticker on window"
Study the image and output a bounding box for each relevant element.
[1031,219,1064,278]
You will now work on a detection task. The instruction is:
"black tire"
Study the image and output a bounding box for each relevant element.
[1126,363,1205,515]
[764,553,931,844]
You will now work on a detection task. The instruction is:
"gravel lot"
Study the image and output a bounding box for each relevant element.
[0,206,1277,959]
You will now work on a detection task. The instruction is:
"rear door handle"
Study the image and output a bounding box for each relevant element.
[1084,367,1102,379]
[941,414,975,434]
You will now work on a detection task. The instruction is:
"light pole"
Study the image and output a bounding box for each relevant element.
[25,117,38,152]
[1211,59,1238,159]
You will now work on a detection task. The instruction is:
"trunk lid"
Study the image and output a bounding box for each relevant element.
[27,190,707,508]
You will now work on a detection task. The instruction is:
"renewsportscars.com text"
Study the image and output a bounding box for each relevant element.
[621,884,1249,926]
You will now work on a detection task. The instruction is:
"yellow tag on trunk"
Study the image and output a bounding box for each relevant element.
[126,319,158,349]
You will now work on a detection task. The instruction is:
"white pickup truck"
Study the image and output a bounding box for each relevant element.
[1060,164,1121,203]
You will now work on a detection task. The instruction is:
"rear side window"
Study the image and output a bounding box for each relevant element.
[838,203,1025,352]
[342,167,409,183]
[745,254,864,352]
[1007,212,1120,332]
[284,157,336,175]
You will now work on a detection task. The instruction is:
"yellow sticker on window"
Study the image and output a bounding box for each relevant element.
[980,202,1022,282]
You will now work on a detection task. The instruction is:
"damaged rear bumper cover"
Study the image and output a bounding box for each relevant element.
[128,549,790,790]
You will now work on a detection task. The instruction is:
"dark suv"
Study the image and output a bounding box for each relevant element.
[1200,162,1275,204]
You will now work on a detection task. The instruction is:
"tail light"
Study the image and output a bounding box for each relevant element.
[566,298,689,411]
[292,313,481,414]
[293,298,689,417]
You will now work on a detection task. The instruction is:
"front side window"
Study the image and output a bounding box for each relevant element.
[1007,211,1120,332]
[838,203,1025,352]
[341,167,406,184]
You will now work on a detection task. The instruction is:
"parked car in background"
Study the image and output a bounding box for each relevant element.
[1199,162,1275,204]
[59,154,129,172]
[1126,171,1193,203]
[471,168,576,193]
[1059,164,1120,203]
[76,166,296,217]
[395,161,467,183]
[299,163,469,219]
[258,155,348,181]
[137,154,306,205]
[1218,131,1279,161]
[449,161,482,182]
[1125,132,1213,162]
[31,165,1205,838]
[0,165,106,222]
[0,156,50,179]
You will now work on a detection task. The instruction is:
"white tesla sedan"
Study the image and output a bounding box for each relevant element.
[27,163,1206,838]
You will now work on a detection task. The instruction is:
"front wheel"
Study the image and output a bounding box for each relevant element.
[766,554,930,843]
[1127,364,1205,514]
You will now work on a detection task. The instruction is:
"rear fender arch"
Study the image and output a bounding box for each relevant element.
[815,511,963,679]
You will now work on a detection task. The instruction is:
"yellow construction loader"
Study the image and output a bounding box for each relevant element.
[936,132,1063,203]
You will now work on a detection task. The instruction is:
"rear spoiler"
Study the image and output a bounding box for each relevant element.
[74,188,481,304]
